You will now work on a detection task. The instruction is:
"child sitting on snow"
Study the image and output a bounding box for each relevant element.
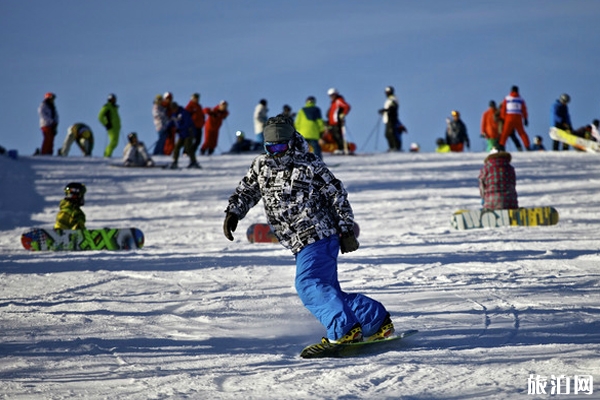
[54,182,86,230]
[478,148,518,210]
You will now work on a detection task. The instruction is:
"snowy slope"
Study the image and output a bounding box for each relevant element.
[0,151,599,399]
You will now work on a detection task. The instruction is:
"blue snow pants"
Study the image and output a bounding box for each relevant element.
[294,235,388,341]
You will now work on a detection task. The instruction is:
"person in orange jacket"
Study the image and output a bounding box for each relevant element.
[200,101,229,155]
[498,86,531,150]
[481,100,500,152]
[327,88,351,152]
[185,93,205,155]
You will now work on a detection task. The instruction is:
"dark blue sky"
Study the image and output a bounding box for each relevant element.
[2,0,599,154]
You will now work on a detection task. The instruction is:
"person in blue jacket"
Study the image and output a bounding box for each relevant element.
[223,114,394,346]
[551,93,572,151]
[168,102,201,169]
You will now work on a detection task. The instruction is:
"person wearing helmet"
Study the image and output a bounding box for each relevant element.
[59,123,94,157]
[224,114,393,347]
[445,110,470,152]
[98,94,121,157]
[531,135,546,151]
[123,132,154,167]
[326,88,351,152]
[378,86,403,152]
[435,138,451,153]
[37,92,59,155]
[54,182,87,230]
[228,130,256,154]
[550,93,572,151]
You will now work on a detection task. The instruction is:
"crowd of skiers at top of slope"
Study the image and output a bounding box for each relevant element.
[34,85,599,163]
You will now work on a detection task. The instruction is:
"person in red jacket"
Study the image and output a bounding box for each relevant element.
[200,101,229,155]
[327,88,351,152]
[498,86,531,151]
[185,93,205,155]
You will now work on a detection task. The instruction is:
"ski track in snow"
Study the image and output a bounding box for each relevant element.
[0,152,599,399]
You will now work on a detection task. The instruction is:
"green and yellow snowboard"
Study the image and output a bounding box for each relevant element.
[300,329,418,359]
[451,207,559,230]
[21,228,144,251]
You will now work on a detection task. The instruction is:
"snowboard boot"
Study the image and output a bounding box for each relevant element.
[168,162,179,169]
[187,162,202,169]
[322,323,363,345]
[366,313,395,342]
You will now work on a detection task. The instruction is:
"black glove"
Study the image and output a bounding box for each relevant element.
[524,118,528,127]
[378,108,385,115]
[223,212,238,241]
[340,231,359,254]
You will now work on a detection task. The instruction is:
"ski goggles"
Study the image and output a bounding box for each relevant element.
[264,141,290,156]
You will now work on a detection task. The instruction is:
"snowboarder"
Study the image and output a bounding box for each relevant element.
[223,114,394,345]
[54,182,86,230]
[98,94,121,158]
[123,132,154,167]
[550,93,572,151]
[38,92,59,155]
[59,123,94,157]
[479,149,518,210]
[498,85,531,151]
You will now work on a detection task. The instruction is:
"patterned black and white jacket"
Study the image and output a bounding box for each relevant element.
[225,132,355,254]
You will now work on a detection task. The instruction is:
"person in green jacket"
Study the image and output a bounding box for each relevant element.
[54,182,86,230]
[294,96,325,159]
[98,93,121,157]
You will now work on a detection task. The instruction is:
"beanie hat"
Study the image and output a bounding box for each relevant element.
[264,123,294,142]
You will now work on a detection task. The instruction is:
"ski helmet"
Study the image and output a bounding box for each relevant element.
[327,88,338,96]
[107,93,117,103]
[127,132,138,143]
[235,130,245,138]
[385,86,394,94]
[64,182,86,205]
[559,93,570,104]
[44,92,56,100]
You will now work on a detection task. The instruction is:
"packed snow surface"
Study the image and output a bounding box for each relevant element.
[0,151,599,399]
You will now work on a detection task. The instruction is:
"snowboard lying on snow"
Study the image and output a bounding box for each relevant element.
[21,228,145,251]
[451,207,559,230]
[548,127,600,153]
[246,223,361,243]
[300,329,418,359]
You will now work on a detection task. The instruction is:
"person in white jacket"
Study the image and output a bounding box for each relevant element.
[123,132,154,167]
[253,99,268,146]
